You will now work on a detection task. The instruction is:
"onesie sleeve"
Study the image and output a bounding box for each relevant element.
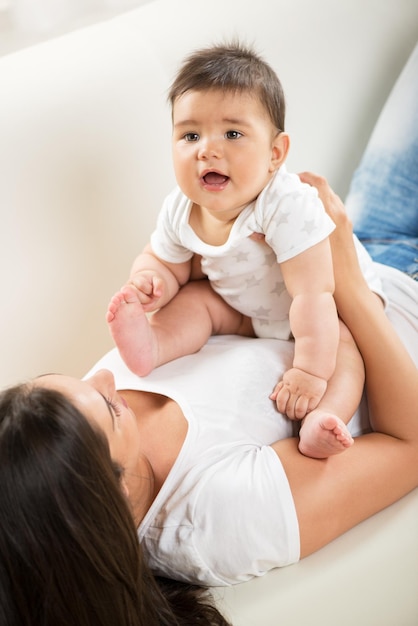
[256,169,336,263]
[150,187,194,264]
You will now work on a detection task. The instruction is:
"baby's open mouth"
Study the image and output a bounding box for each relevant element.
[203,172,229,185]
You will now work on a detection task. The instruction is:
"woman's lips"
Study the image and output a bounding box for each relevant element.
[119,394,129,409]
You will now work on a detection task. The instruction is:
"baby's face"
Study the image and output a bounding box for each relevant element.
[171,89,288,221]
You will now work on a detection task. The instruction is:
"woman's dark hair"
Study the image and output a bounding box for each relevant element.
[0,383,231,626]
[168,41,286,133]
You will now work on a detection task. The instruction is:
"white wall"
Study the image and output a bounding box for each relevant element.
[0,0,152,56]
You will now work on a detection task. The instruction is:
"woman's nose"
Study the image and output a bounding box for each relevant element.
[87,369,116,394]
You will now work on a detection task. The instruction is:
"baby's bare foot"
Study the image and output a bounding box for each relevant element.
[298,411,354,459]
[106,285,157,376]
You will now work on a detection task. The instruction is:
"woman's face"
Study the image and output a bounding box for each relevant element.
[35,370,155,522]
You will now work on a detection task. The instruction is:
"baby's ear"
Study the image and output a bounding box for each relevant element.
[270,132,290,171]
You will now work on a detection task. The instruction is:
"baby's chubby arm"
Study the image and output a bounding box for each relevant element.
[128,242,192,312]
[271,238,339,419]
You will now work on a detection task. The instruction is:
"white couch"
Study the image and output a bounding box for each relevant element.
[1,1,417,623]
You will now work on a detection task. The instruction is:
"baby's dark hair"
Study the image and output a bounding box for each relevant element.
[168,41,286,132]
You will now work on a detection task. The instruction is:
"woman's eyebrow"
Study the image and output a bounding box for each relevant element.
[98,393,115,430]
[35,372,61,378]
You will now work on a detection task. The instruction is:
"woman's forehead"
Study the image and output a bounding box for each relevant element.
[34,374,97,408]
[35,373,81,391]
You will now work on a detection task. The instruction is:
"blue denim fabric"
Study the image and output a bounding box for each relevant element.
[345,43,418,280]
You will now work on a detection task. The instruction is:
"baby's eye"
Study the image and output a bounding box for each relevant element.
[225,130,242,140]
[184,132,200,142]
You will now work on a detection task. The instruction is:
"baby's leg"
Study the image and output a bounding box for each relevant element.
[298,320,365,459]
[107,280,253,376]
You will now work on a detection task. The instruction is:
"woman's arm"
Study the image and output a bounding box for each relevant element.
[271,173,418,558]
[299,172,418,428]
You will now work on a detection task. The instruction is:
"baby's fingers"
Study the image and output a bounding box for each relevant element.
[130,274,154,296]
[271,382,315,420]
[271,384,300,419]
[270,382,289,412]
[293,394,316,420]
[151,275,164,299]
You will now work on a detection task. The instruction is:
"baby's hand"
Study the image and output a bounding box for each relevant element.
[128,270,165,312]
[270,368,327,420]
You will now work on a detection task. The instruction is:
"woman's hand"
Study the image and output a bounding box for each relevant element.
[298,172,367,312]
[299,172,350,228]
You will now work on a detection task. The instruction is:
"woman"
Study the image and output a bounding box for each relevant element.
[1,44,418,626]
[0,382,231,626]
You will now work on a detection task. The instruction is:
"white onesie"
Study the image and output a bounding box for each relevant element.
[150,165,384,338]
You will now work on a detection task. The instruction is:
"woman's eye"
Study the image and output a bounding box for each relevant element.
[107,398,122,424]
[225,130,242,140]
[184,132,199,142]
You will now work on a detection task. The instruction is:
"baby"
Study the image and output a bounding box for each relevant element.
[107,42,375,459]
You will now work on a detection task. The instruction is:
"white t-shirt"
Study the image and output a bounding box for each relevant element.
[85,264,417,586]
[150,165,385,339]
[87,337,301,586]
